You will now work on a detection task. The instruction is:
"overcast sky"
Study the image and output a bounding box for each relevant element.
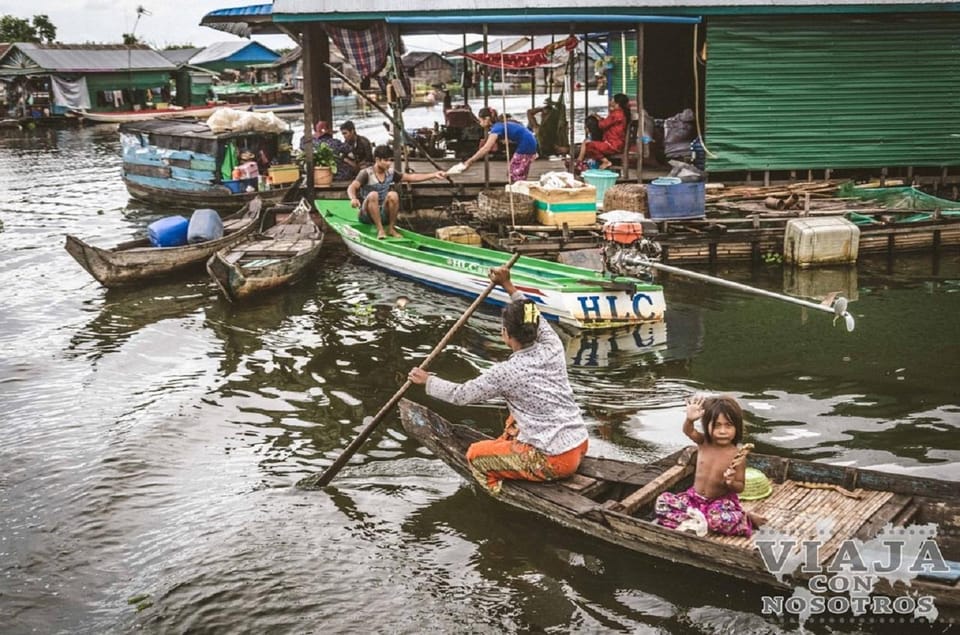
[7,2,460,52]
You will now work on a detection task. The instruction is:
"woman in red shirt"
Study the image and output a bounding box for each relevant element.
[575,92,631,170]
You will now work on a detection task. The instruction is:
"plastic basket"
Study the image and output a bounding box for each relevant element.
[475,190,535,225]
[581,169,619,208]
[222,179,244,194]
[647,181,705,220]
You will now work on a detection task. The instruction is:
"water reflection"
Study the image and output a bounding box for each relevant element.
[2,121,958,633]
[400,486,781,632]
[68,278,213,362]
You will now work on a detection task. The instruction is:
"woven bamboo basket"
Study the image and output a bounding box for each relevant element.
[475,190,536,225]
[603,183,648,213]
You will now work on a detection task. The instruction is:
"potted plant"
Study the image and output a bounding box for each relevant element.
[301,142,338,186]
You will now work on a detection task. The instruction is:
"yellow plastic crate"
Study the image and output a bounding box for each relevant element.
[268,164,300,185]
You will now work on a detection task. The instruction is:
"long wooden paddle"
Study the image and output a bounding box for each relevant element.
[297,252,522,489]
[322,63,455,184]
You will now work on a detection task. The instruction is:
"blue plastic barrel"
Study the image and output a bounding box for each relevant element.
[147,216,189,247]
[187,208,224,243]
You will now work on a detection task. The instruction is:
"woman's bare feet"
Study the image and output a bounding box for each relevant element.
[376,229,387,239]
[388,228,402,238]
[748,511,767,528]
[599,159,612,170]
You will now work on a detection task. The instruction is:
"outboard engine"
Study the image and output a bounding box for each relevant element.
[601,219,662,277]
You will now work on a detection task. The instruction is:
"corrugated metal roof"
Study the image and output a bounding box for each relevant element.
[2,43,176,73]
[189,42,253,65]
[200,3,282,38]
[159,48,203,66]
[704,14,960,170]
[272,0,957,15]
[189,41,278,65]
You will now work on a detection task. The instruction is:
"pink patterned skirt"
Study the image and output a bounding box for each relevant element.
[655,486,752,537]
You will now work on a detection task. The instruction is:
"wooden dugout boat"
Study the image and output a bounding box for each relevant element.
[122,177,293,211]
[316,199,666,330]
[399,399,960,618]
[207,200,324,301]
[65,198,262,287]
[73,104,227,124]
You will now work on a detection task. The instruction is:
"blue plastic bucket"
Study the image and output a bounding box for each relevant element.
[581,169,619,208]
[222,179,244,194]
[147,216,189,247]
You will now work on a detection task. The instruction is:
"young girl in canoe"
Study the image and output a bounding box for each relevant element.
[655,394,760,536]
[407,267,589,495]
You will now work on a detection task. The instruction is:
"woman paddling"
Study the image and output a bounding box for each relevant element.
[408,267,588,494]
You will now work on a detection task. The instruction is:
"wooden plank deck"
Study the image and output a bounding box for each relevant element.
[706,480,895,564]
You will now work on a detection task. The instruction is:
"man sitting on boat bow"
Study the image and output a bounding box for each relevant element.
[347,144,446,239]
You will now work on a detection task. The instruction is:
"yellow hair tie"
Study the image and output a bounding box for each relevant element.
[523,303,540,324]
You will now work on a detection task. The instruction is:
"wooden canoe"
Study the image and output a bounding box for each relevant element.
[399,399,960,619]
[122,177,295,212]
[206,199,324,302]
[316,198,666,330]
[72,105,226,124]
[65,198,263,287]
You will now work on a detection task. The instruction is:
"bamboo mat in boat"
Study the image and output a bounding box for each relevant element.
[709,480,894,563]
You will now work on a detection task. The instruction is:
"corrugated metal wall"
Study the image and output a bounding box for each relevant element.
[705,14,960,171]
[609,34,638,99]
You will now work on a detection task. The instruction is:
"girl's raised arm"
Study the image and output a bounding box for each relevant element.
[682,395,706,444]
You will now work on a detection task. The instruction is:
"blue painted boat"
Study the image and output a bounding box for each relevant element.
[119,118,295,210]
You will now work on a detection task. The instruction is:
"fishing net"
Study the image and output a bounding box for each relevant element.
[837,183,960,225]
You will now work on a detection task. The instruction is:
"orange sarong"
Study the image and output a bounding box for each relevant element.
[465,416,588,495]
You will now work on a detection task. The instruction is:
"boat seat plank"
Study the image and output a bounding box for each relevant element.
[510,480,598,516]
[241,259,282,269]
[706,481,895,558]
[854,493,913,540]
[578,455,687,487]
[615,464,695,516]
[561,473,598,493]
[918,560,960,584]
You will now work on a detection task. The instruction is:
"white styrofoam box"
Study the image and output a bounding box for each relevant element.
[783,217,860,267]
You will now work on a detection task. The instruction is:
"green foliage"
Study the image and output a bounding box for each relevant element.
[297,142,338,174]
[0,14,57,43]
[32,14,55,43]
[122,33,141,46]
[761,251,783,265]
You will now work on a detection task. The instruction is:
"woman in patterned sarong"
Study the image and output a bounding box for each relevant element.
[408,267,588,495]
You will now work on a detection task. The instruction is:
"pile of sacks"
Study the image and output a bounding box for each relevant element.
[206,108,290,134]
[538,171,583,189]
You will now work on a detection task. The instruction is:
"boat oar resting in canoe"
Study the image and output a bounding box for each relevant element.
[315,198,666,330]
[398,399,960,619]
[65,198,263,287]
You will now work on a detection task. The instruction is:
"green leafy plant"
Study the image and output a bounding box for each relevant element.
[296,142,338,174]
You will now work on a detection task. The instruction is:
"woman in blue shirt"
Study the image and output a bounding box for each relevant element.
[463,107,539,182]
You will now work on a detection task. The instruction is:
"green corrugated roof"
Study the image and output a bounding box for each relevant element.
[704,14,960,171]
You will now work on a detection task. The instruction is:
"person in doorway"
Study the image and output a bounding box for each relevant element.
[408,267,589,495]
[654,394,765,536]
[347,144,446,239]
[526,99,569,157]
[575,92,630,171]
[338,120,373,182]
[462,106,538,183]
